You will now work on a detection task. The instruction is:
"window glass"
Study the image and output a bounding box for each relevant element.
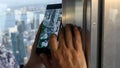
[0,0,61,66]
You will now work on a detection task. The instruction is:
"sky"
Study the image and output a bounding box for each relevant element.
[0,0,62,8]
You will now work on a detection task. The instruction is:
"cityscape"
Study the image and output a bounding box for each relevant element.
[0,5,46,65]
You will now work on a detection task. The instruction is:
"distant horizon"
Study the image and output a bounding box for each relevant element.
[0,3,62,10]
[0,0,61,8]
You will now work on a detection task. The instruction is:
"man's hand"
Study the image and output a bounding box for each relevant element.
[24,24,87,68]
[48,24,87,68]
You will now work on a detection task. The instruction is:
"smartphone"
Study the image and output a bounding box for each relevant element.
[36,4,62,55]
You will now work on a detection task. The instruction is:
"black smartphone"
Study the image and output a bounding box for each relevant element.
[36,4,62,55]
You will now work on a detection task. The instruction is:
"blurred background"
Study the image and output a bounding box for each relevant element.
[0,0,61,66]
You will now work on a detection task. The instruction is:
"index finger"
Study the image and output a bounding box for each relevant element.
[49,34,58,52]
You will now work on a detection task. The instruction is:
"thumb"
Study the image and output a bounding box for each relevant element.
[40,54,51,68]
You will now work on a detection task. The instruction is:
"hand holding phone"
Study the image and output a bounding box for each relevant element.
[36,4,62,55]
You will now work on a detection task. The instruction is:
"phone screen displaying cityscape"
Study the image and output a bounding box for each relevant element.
[36,4,62,54]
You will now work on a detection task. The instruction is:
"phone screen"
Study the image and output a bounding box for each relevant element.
[36,4,62,54]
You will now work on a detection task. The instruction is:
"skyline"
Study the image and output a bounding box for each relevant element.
[0,0,61,32]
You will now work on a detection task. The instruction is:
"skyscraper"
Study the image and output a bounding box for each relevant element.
[11,32,27,65]
[5,10,16,30]
[34,12,40,29]
[11,32,20,64]
[21,13,28,31]
[15,11,28,32]
[0,4,7,32]
[17,33,27,65]
[16,21,26,33]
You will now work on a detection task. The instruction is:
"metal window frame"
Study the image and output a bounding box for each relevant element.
[90,0,99,68]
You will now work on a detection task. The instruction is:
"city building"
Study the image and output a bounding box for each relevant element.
[1,5,46,66]
[5,10,16,30]
[11,32,20,64]
[11,32,27,65]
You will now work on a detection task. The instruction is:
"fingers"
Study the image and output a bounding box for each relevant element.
[49,34,58,52]
[58,29,66,50]
[73,26,83,51]
[40,54,51,68]
[65,24,74,49]
[49,24,82,52]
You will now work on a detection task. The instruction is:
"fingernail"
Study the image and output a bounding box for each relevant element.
[50,34,57,39]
